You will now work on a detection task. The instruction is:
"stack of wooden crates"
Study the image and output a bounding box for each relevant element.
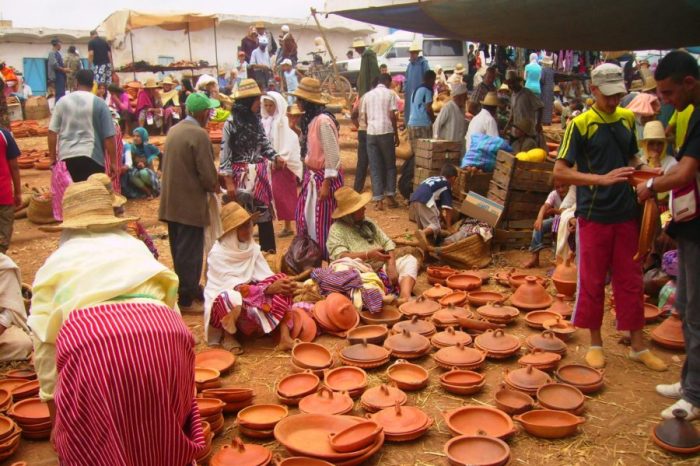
[412,139,462,205]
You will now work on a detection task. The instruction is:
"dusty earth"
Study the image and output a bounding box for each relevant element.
[1,121,696,466]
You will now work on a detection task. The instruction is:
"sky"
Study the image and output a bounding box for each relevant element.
[0,0,326,29]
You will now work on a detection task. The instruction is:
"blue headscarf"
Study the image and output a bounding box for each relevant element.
[129,127,161,162]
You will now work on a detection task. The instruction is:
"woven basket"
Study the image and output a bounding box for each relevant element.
[27,192,57,225]
[432,234,491,269]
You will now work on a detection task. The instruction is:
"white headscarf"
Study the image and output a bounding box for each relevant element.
[259,91,303,178]
[529,53,539,63]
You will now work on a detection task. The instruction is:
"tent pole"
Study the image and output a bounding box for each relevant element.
[214,22,219,74]
[310,7,338,77]
[130,31,136,81]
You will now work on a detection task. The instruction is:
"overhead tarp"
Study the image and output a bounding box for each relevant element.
[99,10,218,40]
[326,0,700,50]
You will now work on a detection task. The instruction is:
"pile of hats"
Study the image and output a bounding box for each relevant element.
[0,414,21,461]
[201,386,255,415]
[312,292,360,337]
[8,397,51,440]
[195,397,225,436]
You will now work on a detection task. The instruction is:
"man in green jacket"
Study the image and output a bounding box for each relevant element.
[354,38,379,98]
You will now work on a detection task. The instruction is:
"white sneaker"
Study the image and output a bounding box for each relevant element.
[661,398,700,420]
[656,382,683,399]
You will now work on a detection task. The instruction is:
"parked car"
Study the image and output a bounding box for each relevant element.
[337,34,471,86]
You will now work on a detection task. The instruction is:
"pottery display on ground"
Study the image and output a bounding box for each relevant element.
[446,272,483,291]
[547,294,574,318]
[433,342,487,371]
[398,297,441,318]
[555,364,605,394]
[444,434,510,466]
[329,420,383,453]
[292,341,333,370]
[439,369,486,396]
[651,312,685,350]
[359,306,402,326]
[368,402,432,442]
[346,325,389,345]
[324,366,368,398]
[552,256,577,298]
[340,341,391,369]
[360,384,407,413]
[443,406,515,439]
[510,277,554,311]
[386,360,429,391]
[474,329,521,359]
[524,310,562,329]
[383,329,431,359]
[7,397,51,440]
[536,383,585,414]
[509,273,548,289]
[431,326,473,349]
[466,291,507,307]
[423,283,454,301]
[494,384,535,415]
[513,409,585,439]
[392,315,437,337]
[211,437,272,466]
[651,409,700,454]
[439,290,468,307]
[195,367,222,391]
[276,371,320,401]
[298,387,354,415]
[475,303,520,325]
[431,309,461,328]
[517,349,562,372]
[525,330,567,355]
[542,316,577,341]
[237,404,288,434]
[643,303,664,323]
[195,349,236,374]
[504,364,552,395]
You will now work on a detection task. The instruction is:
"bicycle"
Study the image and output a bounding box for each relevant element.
[302,51,355,105]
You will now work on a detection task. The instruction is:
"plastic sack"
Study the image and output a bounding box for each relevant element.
[283,234,323,275]
[658,280,676,310]
[461,134,511,172]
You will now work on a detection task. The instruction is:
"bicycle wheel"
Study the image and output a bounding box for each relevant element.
[321,74,354,105]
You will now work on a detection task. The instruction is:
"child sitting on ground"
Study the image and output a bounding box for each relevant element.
[525,180,570,268]
[412,163,458,250]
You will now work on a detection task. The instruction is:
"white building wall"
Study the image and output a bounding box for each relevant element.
[0,41,89,72]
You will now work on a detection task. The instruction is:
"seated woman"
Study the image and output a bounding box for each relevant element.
[28,181,205,465]
[159,76,181,133]
[121,127,161,199]
[204,202,296,353]
[327,187,420,303]
[0,253,33,362]
[135,78,164,134]
[108,84,130,132]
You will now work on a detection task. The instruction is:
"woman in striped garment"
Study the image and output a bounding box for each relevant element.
[292,77,343,260]
[28,181,205,466]
[204,202,296,353]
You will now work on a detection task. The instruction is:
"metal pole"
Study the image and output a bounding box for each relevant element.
[130,31,136,81]
[310,7,338,77]
[214,22,219,74]
[187,24,193,62]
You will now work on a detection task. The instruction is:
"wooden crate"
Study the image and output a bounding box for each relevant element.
[415,150,462,170]
[492,227,553,251]
[415,139,462,152]
[413,166,441,186]
[491,150,553,194]
[456,170,491,200]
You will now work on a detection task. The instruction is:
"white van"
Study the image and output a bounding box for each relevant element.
[337,33,471,86]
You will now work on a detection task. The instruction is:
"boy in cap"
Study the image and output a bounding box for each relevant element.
[554,62,667,372]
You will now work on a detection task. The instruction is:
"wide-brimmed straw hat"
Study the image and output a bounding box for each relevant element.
[409,42,422,53]
[291,77,327,105]
[331,187,372,219]
[161,76,176,86]
[219,202,257,239]
[640,120,666,141]
[287,103,304,116]
[541,56,554,66]
[642,77,657,92]
[498,83,510,93]
[351,38,366,48]
[480,91,500,107]
[453,63,465,75]
[235,79,262,99]
[143,78,161,89]
[629,79,644,91]
[88,173,126,208]
[48,181,138,231]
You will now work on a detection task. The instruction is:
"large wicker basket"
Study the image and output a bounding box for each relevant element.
[27,192,57,225]
[432,234,491,269]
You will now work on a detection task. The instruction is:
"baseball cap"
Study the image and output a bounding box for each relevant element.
[591,63,626,96]
[281,58,293,67]
[185,92,220,113]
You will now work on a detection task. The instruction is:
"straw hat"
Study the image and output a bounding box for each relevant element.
[332,187,372,219]
[480,91,500,107]
[642,77,657,92]
[161,76,176,86]
[629,79,644,91]
[352,38,366,48]
[217,69,227,76]
[50,181,138,231]
[498,83,510,92]
[287,103,304,116]
[541,56,554,66]
[234,79,262,99]
[254,21,265,29]
[453,63,465,75]
[291,77,327,105]
[553,85,561,93]
[143,78,161,89]
[87,173,126,208]
[409,42,422,53]
[640,120,666,141]
[219,202,256,239]
[125,80,142,89]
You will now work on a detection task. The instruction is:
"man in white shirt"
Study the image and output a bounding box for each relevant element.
[433,83,468,154]
[250,36,272,92]
[361,73,399,210]
[465,91,499,151]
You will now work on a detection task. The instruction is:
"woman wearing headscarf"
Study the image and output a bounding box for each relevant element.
[204,202,296,353]
[292,77,343,260]
[135,78,163,133]
[159,76,181,133]
[524,52,542,96]
[220,79,282,253]
[122,127,161,199]
[29,181,205,465]
[260,91,302,237]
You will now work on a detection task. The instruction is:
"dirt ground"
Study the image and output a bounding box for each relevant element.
[2,121,696,466]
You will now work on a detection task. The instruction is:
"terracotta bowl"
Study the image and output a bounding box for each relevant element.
[292,341,333,370]
[440,379,486,396]
[537,383,585,413]
[274,457,335,466]
[513,409,585,439]
[7,397,49,424]
[386,360,429,391]
[0,389,11,410]
[556,364,604,394]
[494,386,534,415]
[328,420,382,453]
[324,366,368,394]
[10,380,39,400]
[237,404,288,430]
[21,428,51,440]
[194,366,221,384]
[444,434,511,466]
[552,278,576,297]
[427,265,457,279]
[195,349,236,373]
[644,303,664,323]
[0,380,25,395]
[347,325,389,345]
[223,398,255,414]
[195,397,225,417]
[4,369,36,381]
[440,369,485,387]
[542,317,577,341]
[518,349,562,372]
[276,372,320,399]
[359,307,402,326]
[18,419,52,432]
[439,291,469,307]
[202,386,255,403]
[466,291,507,307]
[0,415,15,440]
[446,273,483,291]
[443,406,515,439]
[524,310,562,329]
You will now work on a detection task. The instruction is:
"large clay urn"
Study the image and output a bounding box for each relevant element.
[510,277,553,311]
[552,256,577,298]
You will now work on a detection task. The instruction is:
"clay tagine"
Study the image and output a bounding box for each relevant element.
[398,296,441,318]
[504,364,552,395]
[526,330,567,355]
[324,293,360,331]
[341,340,390,366]
[360,384,407,413]
[475,303,520,325]
[422,283,454,301]
[510,277,554,311]
[431,326,473,349]
[431,309,460,329]
[518,348,562,372]
[509,273,548,289]
[368,401,432,441]
[446,272,483,291]
[474,329,521,359]
[543,316,577,341]
[298,387,353,415]
[547,294,574,318]
[392,315,437,337]
[651,313,685,350]
[433,342,487,370]
[383,329,431,359]
[652,409,700,454]
[552,256,577,298]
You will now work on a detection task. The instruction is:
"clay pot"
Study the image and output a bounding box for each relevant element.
[504,365,552,395]
[509,273,548,289]
[276,371,320,399]
[443,406,515,439]
[552,256,577,297]
[195,397,226,417]
[439,290,468,307]
[324,366,368,396]
[518,349,562,372]
[446,273,483,291]
[466,291,507,307]
[444,434,511,466]
[4,369,36,381]
[543,316,577,341]
[369,401,432,438]
[474,329,521,358]
[651,313,685,350]
[237,404,288,430]
[341,340,390,364]
[433,342,487,370]
[652,409,700,454]
[513,409,585,439]
[0,389,10,412]
[195,349,237,373]
[537,383,585,413]
[431,326,473,349]
[7,397,49,424]
[239,424,274,439]
[556,364,604,394]
[427,265,457,279]
[456,315,505,333]
[211,437,272,466]
[423,283,454,300]
[274,457,334,466]
[324,293,359,331]
[360,384,407,413]
[293,308,318,342]
[524,310,561,329]
[0,380,25,395]
[440,369,484,387]
[386,360,429,391]
[510,277,553,310]
[644,303,663,323]
[328,420,382,453]
[547,294,574,318]
[195,367,221,384]
[431,309,460,328]
[0,415,15,441]
[359,306,402,326]
[398,297,441,318]
[494,270,512,286]
[292,341,333,370]
[392,315,437,337]
[347,325,389,345]
[525,330,567,355]
[10,380,39,400]
[552,279,576,298]
[202,387,255,403]
[475,303,520,324]
[298,387,354,415]
[494,384,534,415]
[383,329,431,358]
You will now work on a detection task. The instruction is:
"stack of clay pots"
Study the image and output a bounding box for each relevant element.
[312,293,360,337]
[195,348,236,374]
[211,437,272,466]
[368,402,432,442]
[439,369,485,395]
[446,272,483,291]
[202,386,255,414]
[275,372,320,406]
[196,397,226,435]
[0,414,21,461]
[236,404,288,439]
[8,397,51,440]
[195,367,222,392]
[340,341,390,369]
[289,307,318,343]
[196,420,213,465]
[383,329,431,359]
[291,341,333,375]
[324,366,368,398]
[543,316,577,341]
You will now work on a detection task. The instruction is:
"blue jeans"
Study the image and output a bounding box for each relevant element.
[529,217,554,252]
[367,133,397,201]
[54,73,66,102]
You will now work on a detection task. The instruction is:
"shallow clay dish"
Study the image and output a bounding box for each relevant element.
[644,303,664,323]
[10,380,39,400]
[427,265,457,279]
[360,384,407,412]
[211,437,272,466]
[369,402,431,436]
[440,379,486,396]
[195,397,225,417]
[398,297,441,318]
[0,380,25,395]
[329,420,382,453]
[443,406,515,439]
[347,325,389,345]
[513,409,585,439]
[431,326,472,349]
[202,386,254,403]
[537,383,585,413]
[446,273,483,291]
[386,360,429,391]
[275,457,334,466]
[542,317,577,340]
[237,404,288,430]
[439,290,468,307]
[195,349,236,373]
[423,283,454,300]
[276,371,320,399]
[194,367,221,384]
[525,310,562,329]
[7,397,49,424]
[298,387,353,416]
[292,341,333,369]
[440,369,484,387]
[324,366,368,394]
[238,424,275,439]
[467,291,507,307]
[444,434,511,466]
[4,369,36,380]
[359,306,402,326]
[0,415,14,440]
[556,364,604,393]
[494,385,534,415]
[392,315,437,337]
